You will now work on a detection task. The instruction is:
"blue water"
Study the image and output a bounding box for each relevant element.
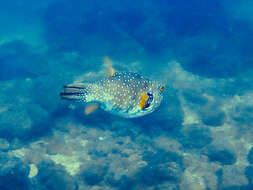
[0,0,253,189]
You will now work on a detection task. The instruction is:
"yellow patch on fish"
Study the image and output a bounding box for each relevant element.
[139,92,149,109]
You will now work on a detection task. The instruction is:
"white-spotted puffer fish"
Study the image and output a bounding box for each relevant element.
[60,58,164,118]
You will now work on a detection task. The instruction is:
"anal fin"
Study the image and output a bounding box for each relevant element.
[85,103,99,115]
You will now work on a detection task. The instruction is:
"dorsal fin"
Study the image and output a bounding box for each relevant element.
[103,56,116,77]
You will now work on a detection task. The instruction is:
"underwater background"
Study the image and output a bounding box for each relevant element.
[0,0,253,189]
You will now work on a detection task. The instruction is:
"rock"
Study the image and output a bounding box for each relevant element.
[179,126,212,149]
[247,147,253,164]
[206,149,237,165]
[0,153,30,190]
[35,161,77,190]
[81,164,108,186]
[0,138,9,150]
[201,109,226,127]
[245,166,253,184]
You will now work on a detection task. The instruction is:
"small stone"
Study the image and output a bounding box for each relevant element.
[29,164,38,178]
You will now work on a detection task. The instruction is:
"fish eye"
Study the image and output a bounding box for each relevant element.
[160,86,165,92]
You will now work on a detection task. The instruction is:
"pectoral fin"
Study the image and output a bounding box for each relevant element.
[85,103,99,115]
[104,56,116,77]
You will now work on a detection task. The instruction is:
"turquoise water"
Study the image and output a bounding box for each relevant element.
[0,0,253,189]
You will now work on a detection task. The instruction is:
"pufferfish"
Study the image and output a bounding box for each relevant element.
[60,57,165,118]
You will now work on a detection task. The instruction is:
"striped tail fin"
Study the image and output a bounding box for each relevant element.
[60,83,88,101]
